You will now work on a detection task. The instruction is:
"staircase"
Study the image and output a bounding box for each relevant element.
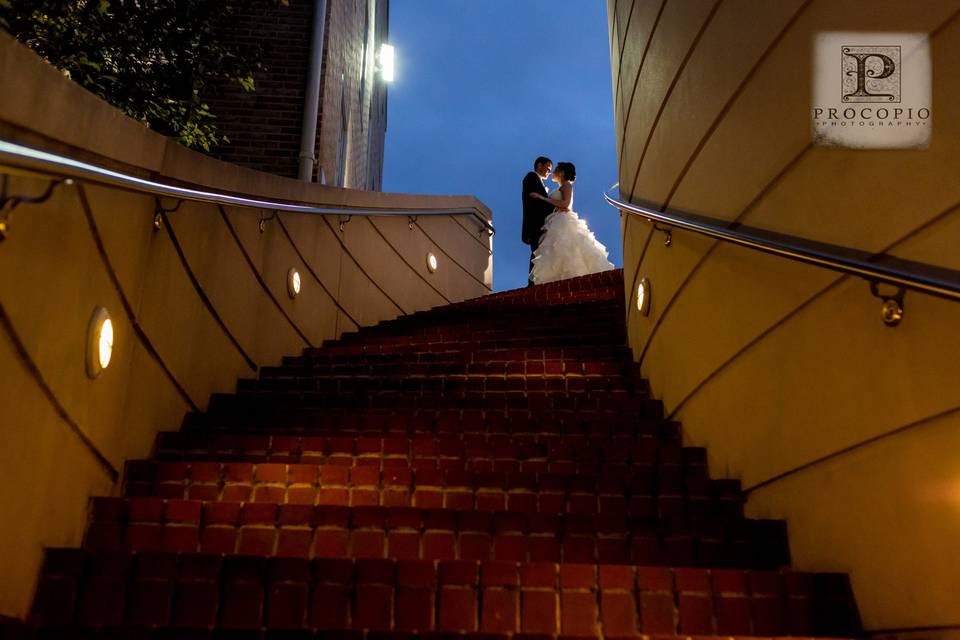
[26,269,862,638]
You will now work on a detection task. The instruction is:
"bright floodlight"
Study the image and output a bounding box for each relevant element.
[380,44,395,82]
[426,252,438,273]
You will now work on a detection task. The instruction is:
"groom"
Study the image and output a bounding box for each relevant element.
[521,156,554,287]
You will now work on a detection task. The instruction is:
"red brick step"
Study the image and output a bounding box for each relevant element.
[32,550,857,636]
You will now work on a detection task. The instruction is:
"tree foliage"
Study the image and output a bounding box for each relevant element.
[1,0,287,150]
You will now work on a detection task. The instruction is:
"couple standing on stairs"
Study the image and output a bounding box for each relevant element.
[521,155,615,286]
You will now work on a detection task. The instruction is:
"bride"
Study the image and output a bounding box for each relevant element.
[528,161,615,284]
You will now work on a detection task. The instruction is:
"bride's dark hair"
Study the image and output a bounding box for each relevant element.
[556,162,576,182]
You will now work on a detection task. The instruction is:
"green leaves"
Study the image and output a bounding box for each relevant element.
[1,0,288,150]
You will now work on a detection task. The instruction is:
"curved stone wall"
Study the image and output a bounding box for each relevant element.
[0,33,492,618]
[609,1,960,634]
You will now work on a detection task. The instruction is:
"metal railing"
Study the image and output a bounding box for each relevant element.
[0,139,495,236]
[605,183,960,325]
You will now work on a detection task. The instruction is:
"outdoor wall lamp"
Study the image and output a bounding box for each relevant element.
[287,267,302,299]
[637,278,651,316]
[426,253,438,273]
[86,306,114,378]
[378,44,395,82]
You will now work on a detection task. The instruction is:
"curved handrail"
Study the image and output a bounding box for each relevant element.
[0,139,495,236]
[605,183,960,303]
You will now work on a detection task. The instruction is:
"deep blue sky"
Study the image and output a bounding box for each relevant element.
[382,1,621,292]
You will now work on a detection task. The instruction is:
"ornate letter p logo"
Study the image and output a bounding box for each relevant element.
[842,46,901,102]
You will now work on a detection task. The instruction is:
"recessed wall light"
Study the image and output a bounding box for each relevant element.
[287,268,302,299]
[87,307,114,378]
[426,253,438,273]
[637,278,651,316]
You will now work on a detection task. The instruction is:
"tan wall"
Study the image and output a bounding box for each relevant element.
[0,33,492,618]
[610,0,960,634]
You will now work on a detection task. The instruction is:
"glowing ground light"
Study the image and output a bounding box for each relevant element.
[426,253,438,273]
[637,278,651,316]
[379,44,395,82]
[288,268,302,299]
[87,307,113,378]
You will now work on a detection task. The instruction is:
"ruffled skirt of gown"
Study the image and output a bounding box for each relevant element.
[530,210,615,285]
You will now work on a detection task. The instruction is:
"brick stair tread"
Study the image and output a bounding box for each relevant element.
[177,414,678,438]
[151,431,705,468]
[256,366,637,380]
[286,346,632,366]
[122,462,740,517]
[186,412,672,436]
[204,394,659,417]
[86,497,783,566]
[311,336,629,357]
[31,548,858,637]
[327,327,627,348]
[238,378,639,396]
[26,632,864,640]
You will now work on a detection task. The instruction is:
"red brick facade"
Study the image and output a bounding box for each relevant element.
[206,0,388,189]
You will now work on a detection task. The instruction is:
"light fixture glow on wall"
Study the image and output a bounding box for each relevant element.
[86,307,114,378]
[378,44,396,82]
[426,252,438,273]
[637,278,651,316]
[287,268,302,299]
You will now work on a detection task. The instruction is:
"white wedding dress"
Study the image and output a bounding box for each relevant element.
[529,186,615,284]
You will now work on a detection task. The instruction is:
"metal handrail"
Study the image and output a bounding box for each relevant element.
[604,183,960,312]
[0,139,495,235]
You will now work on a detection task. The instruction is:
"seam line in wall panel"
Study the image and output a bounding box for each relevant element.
[217,206,313,347]
[744,403,960,495]
[161,210,258,371]
[76,185,199,412]
[666,197,960,421]
[618,0,668,176]
[365,218,452,304]
[414,221,491,291]
[0,299,119,481]
[626,0,725,199]
[276,214,360,330]
[319,215,407,315]
[659,0,813,209]
[614,0,639,131]
[634,141,813,366]
[449,214,493,255]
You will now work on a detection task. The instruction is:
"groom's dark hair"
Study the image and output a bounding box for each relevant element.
[534,156,552,169]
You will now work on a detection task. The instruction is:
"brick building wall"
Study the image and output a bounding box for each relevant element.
[206,0,388,189]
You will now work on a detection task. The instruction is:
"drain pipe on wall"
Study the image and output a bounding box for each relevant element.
[298,0,328,182]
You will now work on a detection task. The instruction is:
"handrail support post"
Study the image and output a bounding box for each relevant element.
[870,282,906,327]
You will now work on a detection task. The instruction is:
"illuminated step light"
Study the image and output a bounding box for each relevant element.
[379,44,395,82]
[287,268,302,299]
[637,278,651,316]
[426,252,438,273]
[87,307,114,378]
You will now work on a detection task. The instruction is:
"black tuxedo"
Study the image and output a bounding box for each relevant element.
[521,171,552,247]
[521,171,554,286]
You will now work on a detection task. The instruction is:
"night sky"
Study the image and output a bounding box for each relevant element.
[382,1,620,293]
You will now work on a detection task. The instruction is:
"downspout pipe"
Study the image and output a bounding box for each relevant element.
[298,0,328,181]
